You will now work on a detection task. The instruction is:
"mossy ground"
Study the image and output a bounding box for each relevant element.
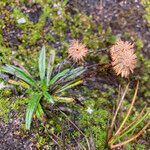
[0,0,149,149]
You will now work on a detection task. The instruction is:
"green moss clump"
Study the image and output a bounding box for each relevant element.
[0,98,10,122]
[135,37,144,51]
[134,37,150,101]
[70,87,112,149]
[78,102,108,149]
[141,0,150,24]
[0,88,27,123]
[136,144,146,150]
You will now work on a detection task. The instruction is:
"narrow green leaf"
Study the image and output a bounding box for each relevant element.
[58,67,86,82]
[52,67,85,86]
[36,104,45,121]
[39,46,46,81]
[46,50,55,85]
[43,92,54,104]
[10,65,36,86]
[65,67,84,76]
[62,0,69,5]
[53,96,74,103]
[1,65,36,87]
[0,65,15,75]
[65,68,86,81]
[49,69,70,85]
[55,80,83,93]
[25,93,42,130]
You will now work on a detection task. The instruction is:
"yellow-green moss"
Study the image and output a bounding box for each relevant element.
[141,0,150,24]
[0,98,10,122]
[135,37,144,51]
[0,89,27,123]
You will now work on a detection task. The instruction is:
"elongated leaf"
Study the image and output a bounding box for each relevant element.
[59,67,86,82]
[8,65,36,86]
[39,46,46,81]
[53,96,74,103]
[65,67,84,77]
[43,92,54,104]
[8,79,30,89]
[1,65,36,87]
[46,50,55,85]
[49,69,70,85]
[0,65,15,75]
[36,104,45,122]
[25,93,42,130]
[65,68,86,81]
[55,80,83,93]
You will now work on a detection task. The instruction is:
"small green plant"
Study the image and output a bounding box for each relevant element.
[0,46,85,130]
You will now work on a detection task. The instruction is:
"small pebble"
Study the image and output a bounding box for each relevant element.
[17,18,26,24]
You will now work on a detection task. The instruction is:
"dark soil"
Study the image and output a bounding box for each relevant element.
[70,0,150,57]
[0,116,36,150]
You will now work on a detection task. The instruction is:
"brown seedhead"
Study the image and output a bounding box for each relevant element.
[110,40,137,78]
[68,40,88,63]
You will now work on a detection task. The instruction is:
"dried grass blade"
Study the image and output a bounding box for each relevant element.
[108,83,129,141]
[114,81,139,136]
[111,121,150,149]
